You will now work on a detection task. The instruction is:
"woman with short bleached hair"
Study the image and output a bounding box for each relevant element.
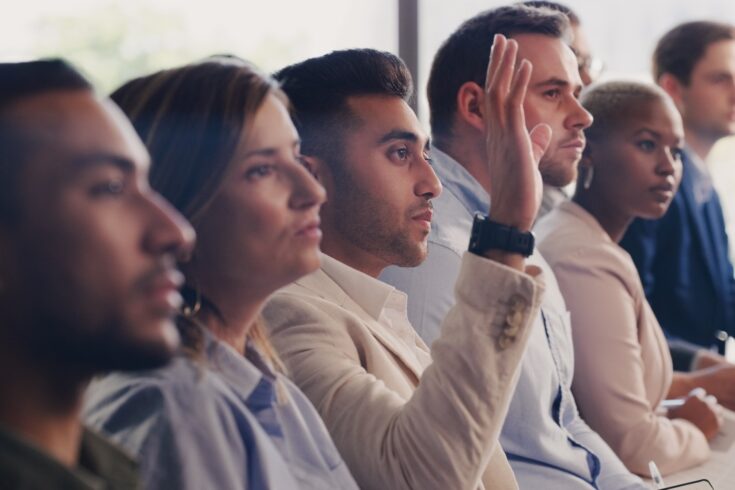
[536,80,724,476]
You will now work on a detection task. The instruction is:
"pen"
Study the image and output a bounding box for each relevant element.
[649,460,665,489]
[660,398,686,410]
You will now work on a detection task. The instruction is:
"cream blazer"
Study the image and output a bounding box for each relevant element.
[263,252,544,490]
[536,201,709,476]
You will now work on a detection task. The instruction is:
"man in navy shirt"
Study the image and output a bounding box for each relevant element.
[621,22,735,372]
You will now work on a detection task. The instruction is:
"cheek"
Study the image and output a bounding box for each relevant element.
[21,218,141,327]
[522,97,544,131]
[523,97,565,142]
[197,190,292,269]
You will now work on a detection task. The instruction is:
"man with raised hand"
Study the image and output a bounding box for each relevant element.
[382,5,646,489]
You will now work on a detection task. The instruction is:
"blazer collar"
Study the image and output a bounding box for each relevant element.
[293,253,426,378]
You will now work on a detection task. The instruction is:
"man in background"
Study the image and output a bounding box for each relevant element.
[621,22,735,383]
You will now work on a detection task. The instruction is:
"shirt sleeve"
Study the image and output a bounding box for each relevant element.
[265,252,544,490]
[84,371,299,490]
[551,250,709,476]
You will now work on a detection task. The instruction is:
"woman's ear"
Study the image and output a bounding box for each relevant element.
[579,142,595,190]
[456,81,486,132]
[581,140,593,167]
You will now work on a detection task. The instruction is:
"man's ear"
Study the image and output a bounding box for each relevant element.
[658,73,685,111]
[456,81,486,132]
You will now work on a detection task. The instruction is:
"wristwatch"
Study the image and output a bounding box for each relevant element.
[468,213,535,257]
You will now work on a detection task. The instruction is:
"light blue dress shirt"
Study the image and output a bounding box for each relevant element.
[84,328,358,490]
[381,147,647,490]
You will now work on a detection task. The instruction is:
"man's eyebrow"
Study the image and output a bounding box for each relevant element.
[70,153,137,173]
[532,77,571,89]
[377,129,420,145]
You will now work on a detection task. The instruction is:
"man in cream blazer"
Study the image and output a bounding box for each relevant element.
[264,42,545,489]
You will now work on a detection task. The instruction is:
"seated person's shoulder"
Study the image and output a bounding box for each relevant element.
[85,355,247,446]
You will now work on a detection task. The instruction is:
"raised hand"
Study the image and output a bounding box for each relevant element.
[484,34,551,233]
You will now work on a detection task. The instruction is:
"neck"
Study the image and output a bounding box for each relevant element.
[434,133,492,193]
[319,236,384,278]
[573,191,632,243]
[184,263,268,354]
[0,342,87,467]
[192,271,267,354]
[685,125,719,162]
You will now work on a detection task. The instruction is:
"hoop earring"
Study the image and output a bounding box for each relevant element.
[182,282,202,318]
[583,166,594,190]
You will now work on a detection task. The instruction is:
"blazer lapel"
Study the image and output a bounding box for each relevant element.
[680,155,722,300]
[294,269,427,381]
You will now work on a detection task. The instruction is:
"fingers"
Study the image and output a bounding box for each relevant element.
[689,387,707,399]
[529,123,552,163]
[495,39,518,100]
[486,34,523,126]
[485,34,506,93]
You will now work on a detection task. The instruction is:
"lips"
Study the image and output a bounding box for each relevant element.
[650,181,676,203]
[412,208,433,223]
[559,137,586,149]
[651,182,674,193]
[145,269,185,311]
[295,217,322,240]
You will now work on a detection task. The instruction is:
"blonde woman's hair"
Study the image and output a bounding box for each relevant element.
[111,55,286,369]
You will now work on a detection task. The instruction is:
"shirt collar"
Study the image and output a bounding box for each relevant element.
[431,146,490,214]
[201,328,278,408]
[320,253,397,321]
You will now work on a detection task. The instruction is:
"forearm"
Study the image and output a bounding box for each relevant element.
[367,253,543,488]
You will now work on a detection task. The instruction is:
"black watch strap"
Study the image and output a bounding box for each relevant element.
[468,213,535,257]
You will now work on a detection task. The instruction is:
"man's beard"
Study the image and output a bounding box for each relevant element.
[540,152,581,188]
[330,167,427,268]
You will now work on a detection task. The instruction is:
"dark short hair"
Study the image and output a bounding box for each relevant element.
[428,5,570,139]
[274,49,413,165]
[654,21,735,85]
[0,59,93,225]
[521,1,579,24]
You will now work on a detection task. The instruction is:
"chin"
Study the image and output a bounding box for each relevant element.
[90,321,180,372]
[640,203,671,220]
[540,159,578,188]
[283,253,322,284]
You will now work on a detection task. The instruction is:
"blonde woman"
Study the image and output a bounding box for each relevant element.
[84,57,357,490]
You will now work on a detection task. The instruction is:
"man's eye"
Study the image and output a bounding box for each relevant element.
[245,164,275,181]
[394,148,409,160]
[636,140,656,152]
[543,89,561,100]
[90,180,125,197]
